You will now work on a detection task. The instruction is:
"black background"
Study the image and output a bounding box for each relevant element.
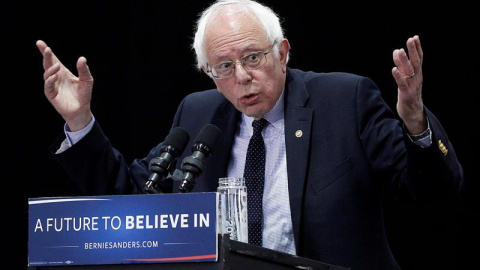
[6,1,479,269]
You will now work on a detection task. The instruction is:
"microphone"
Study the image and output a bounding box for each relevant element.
[145,127,190,194]
[178,124,221,193]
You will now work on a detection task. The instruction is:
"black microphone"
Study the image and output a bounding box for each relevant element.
[178,124,221,193]
[145,127,190,194]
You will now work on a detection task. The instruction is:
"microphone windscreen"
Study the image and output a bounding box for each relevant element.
[195,124,221,149]
[164,127,190,153]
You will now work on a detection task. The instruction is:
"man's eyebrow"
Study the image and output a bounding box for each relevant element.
[211,43,265,62]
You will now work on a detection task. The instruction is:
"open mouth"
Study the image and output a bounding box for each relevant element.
[240,93,259,104]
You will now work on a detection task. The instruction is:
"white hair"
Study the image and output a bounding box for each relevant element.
[192,0,289,71]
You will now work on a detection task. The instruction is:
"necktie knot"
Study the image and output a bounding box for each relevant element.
[252,118,268,135]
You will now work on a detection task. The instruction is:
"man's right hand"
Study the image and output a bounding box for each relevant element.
[36,40,94,132]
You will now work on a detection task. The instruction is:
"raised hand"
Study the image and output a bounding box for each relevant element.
[391,35,426,135]
[36,40,94,132]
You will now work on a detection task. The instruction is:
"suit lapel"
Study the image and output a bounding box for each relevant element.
[284,69,312,250]
[202,100,240,190]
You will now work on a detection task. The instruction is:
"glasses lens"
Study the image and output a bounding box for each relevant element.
[212,63,233,78]
[243,52,265,70]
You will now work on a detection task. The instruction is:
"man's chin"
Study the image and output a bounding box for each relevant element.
[241,107,265,120]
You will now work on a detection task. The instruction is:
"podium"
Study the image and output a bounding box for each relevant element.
[28,193,349,270]
[29,234,349,270]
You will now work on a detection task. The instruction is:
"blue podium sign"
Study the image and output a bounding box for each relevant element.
[28,192,218,267]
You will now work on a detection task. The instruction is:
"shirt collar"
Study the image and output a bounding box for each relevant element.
[242,89,285,133]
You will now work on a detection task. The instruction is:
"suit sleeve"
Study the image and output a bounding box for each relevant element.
[355,76,464,203]
[51,96,191,195]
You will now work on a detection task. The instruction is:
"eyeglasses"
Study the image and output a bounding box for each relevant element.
[207,41,277,79]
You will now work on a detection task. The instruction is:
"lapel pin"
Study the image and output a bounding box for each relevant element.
[438,140,448,156]
[295,130,303,138]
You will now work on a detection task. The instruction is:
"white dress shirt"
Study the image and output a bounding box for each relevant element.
[226,91,296,255]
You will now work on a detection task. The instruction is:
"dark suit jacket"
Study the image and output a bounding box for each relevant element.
[53,67,463,270]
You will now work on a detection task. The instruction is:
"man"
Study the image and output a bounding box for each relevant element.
[36,0,463,269]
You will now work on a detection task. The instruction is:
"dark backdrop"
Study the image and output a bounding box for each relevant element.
[6,1,478,269]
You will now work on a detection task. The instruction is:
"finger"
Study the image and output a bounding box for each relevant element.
[77,57,94,82]
[44,71,58,98]
[36,40,47,54]
[38,42,61,71]
[37,40,51,70]
[406,35,422,72]
[392,48,414,78]
[413,35,423,62]
[42,46,55,70]
[43,63,61,81]
[391,67,409,91]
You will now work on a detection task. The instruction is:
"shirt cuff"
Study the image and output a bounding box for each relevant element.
[406,118,432,148]
[65,115,96,145]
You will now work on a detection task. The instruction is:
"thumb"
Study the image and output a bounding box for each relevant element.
[77,56,93,82]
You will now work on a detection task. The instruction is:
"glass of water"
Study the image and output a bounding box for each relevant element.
[217,177,248,243]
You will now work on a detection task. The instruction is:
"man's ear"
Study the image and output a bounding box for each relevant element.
[202,66,214,79]
[279,39,291,72]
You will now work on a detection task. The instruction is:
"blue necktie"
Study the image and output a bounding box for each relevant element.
[244,118,268,246]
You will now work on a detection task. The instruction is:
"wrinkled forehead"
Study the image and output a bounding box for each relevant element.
[204,7,267,57]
